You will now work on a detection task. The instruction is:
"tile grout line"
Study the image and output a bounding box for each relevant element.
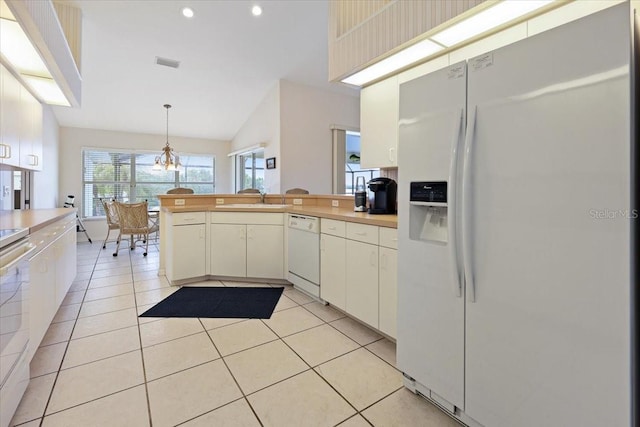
[198,317,266,427]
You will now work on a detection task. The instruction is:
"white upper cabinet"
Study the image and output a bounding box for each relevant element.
[360,75,399,168]
[1,64,21,167]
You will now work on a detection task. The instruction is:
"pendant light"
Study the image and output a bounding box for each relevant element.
[153,104,181,171]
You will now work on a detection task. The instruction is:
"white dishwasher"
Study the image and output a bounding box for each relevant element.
[287,214,320,297]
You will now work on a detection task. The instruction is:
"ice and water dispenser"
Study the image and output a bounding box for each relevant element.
[409,181,448,243]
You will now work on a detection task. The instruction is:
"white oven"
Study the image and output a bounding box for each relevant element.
[0,230,35,427]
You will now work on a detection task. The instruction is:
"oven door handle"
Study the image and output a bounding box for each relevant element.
[0,243,36,276]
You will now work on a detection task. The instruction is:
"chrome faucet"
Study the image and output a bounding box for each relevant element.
[260,191,266,204]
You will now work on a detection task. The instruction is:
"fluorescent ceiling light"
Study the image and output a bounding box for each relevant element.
[431,0,553,47]
[342,39,443,86]
[0,18,50,77]
[341,0,553,87]
[22,75,70,106]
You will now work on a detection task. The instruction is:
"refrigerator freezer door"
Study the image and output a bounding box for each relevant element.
[464,4,631,427]
[397,62,466,409]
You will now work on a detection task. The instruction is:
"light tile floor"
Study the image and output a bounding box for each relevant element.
[11,242,460,427]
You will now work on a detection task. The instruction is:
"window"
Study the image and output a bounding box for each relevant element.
[82,149,215,218]
[344,131,379,194]
[237,149,264,192]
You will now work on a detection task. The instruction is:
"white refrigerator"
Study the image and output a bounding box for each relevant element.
[397,3,634,427]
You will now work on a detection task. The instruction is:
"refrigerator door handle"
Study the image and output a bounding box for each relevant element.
[462,106,477,303]
[448,108,463,298]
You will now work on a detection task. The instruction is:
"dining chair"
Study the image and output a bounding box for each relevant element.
[237,188,261,194]
[101,198,120,249]
[112,201,159,257]
[166,187,194,194]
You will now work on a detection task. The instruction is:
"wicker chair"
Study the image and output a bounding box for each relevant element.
[112,201,159,257]
[237,188,261,194]
[101,199,120,249]
[285,188,309,194]
[167,187,194,194]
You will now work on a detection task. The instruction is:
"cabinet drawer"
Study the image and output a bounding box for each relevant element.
[346,222,378,245]
[321,219,345,237]
[211,212,283,225]
[379,227,398,249]
[171,212,206,225]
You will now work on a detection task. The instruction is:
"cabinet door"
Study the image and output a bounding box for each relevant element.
[320,234,346,310]
[360,75,399,168]
[210,224,246,277]
[0,65,21,167]
[170,224,206,281]
[345,240,379,328]
[246,225,283,279]
[19,88,42,171]
[28,244,56,359]
[379,247,397,339]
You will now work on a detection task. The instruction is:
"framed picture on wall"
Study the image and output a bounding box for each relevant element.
[266,157,276,169]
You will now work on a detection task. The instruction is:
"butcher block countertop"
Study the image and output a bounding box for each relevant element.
[0,208,76,233]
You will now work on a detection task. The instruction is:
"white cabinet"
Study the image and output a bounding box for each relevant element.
[320,234,346,310]
[247,225,284,278]
[210,212,284,280]
[28,242,56,360]
[210,224,246,277]
[166,212,206,282]
[28,214,76,360]
[360,75,399,168]
[379,246,397,338]
[319,218,398,335]
[19,88,43,171]
[0,63,43,170]
[345,239,379,328]
[0,64,21,167]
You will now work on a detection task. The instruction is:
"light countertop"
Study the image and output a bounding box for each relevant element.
[0,208,76,233]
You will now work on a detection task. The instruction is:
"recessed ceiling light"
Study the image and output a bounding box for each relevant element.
[251,5,262,17]
[182,7,194,18]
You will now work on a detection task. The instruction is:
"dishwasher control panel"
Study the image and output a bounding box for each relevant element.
[288,214,320,233]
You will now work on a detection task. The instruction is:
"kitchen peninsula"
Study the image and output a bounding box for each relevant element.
[157,193,398,338]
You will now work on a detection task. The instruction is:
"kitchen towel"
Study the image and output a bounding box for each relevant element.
[139,286,284,319]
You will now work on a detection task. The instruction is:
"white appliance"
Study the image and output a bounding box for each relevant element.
[0,229,35,427]
[397,4,634,427]
[287,214,320,297]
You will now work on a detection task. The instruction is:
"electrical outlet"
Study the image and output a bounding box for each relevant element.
[216,198,225,205]
[174,199,185,206]
[331,200,339,207]
[293,198,303,205]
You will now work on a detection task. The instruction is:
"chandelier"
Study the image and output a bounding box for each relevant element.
[153,104,181,171]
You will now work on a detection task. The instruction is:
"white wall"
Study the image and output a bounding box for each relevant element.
[33,105,60,208]
[230,80,360,194]
[230,83,281,193]
[279,80,359,194]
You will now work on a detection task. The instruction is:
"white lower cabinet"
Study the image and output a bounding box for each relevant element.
[320,233,346,310]
[166,212,206,282]
[210,212,284,280]
[319,218,398,337]
[379,246,397,338]
[247,225,283,278]
[345,240,379,328]
[28,214,77,360]
[210,224,247,277]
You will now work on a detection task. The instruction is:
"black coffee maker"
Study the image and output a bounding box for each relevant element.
[367,177,397,214]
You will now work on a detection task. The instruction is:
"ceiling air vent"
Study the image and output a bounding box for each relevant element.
[155,56,180,69]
